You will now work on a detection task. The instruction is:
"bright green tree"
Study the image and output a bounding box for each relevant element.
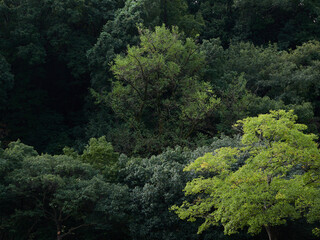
[81,136,119,181]
[172,110,320,240]
[64,136,119,181]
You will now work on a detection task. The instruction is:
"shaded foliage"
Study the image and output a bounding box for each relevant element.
[1,1,320,239]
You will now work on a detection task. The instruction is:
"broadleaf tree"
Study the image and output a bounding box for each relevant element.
[172,110,320,240]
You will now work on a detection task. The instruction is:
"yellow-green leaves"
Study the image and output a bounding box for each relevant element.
[179,82,220,122]
[184,147,239,175]
[80,136,119,182]
[172,110,320,237]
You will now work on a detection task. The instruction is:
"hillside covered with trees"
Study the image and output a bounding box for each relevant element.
[1,0,320,239]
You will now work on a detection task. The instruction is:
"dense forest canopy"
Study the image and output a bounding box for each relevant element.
[1,0,320,239]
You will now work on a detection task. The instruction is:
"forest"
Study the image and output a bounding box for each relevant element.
[1,0,320,239]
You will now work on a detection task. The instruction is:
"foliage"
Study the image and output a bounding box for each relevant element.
[194,0,235,46]
[172,110,320,240]
[200,39,319,135]
[106,25,219,155]
[0,0,123,152]
[86,0,202,91]
[64,136,119,181]
[119,135,244,240]
[1,1,320,239]
[232,0,320,48]
[0,55,13,107]
[86,0,204,149]
[81,136,119,181]
[0,140,129,240]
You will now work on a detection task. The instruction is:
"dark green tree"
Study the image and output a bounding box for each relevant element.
[120,135,245,240]
[0,55,14,140]
[0,54,13,107]
[0,140,129,240]
[200,39,318,135]
[0,0,123,153]
[232,0,320,48]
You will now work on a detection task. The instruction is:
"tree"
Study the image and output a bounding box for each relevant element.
[160,0,204,37]
[105,25,219,155]
[120,135,243,240]
[172,110,320,240]
[0,54,14,139]
[0,0,124,153]
[0,140,130,240]
[193,0,234,46]
[277,41,320,107]
[0,141,128,240]
[64,136,120,181]
[232,0,320,48]
[8,154,99,239]
[87,0,202,92]
[86,0,204,150]
[0,54,13,107]
[199,39,318,135]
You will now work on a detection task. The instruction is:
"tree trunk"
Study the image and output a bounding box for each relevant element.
[57,223,62,240]
[161,0,168,25]
[265,225,279,240]
[57,233,62,240]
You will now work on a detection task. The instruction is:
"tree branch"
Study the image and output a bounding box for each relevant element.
[60,223,93,239]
